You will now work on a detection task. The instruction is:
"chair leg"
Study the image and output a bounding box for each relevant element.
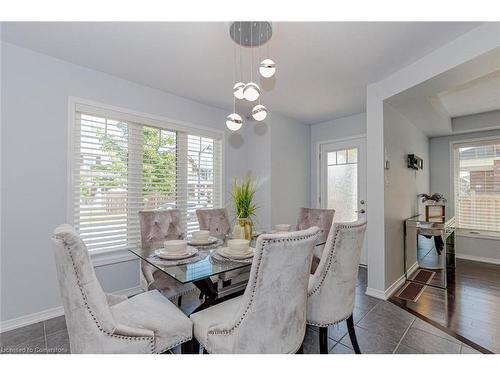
[346,315,361,354]
[319,326,328,354]
[177,295,182,307]
[191,338,201,354]
[296,344,304,354]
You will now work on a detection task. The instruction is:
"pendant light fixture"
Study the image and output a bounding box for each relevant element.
[226,22,276,130]
[259,59,276,78]
[226,113,243,131]
[252,104,267,121]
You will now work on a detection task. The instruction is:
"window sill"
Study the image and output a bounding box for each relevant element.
[90,248,138,267]
[456,229,500,241]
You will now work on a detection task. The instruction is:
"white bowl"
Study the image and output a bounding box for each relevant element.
[274,224,291,232]
[163,240,187,254]
[192,230,210,242]
[227,239,250,254]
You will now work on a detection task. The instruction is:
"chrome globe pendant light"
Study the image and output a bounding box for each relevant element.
[259,25,276,78]
[226,22,276,130]
[243,23,260,102]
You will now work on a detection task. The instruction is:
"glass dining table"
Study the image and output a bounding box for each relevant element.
[128,234,326,313]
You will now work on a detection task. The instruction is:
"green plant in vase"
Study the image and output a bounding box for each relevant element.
[232,174,259,240]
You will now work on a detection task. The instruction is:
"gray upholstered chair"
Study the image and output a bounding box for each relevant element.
[196,208,248,298]
[190,227,320,354]
[51,224,193,353]
[196,208,232,238]
[138,210,196,306]
[306,219,367,354]
[296,208,335,260]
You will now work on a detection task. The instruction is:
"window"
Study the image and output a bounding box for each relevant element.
[72,104,222,252]
[454,138,500,233]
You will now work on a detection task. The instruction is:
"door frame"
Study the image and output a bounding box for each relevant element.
[316,134,367,265]
[315,134,367,208]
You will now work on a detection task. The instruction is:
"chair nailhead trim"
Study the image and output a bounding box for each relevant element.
[56,234,156,353]
[308,221,366,297]
[205,229,320,351]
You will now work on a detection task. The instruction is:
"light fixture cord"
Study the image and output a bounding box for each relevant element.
[250,22,253,83]
[239,21,243,83]
[233,27,236,113]
[258,22,262,106]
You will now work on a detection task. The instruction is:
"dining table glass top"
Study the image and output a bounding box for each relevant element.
[128,235,326,284]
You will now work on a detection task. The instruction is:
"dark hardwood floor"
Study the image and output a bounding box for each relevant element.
[390,258,500,354]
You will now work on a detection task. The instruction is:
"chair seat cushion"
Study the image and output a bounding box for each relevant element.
[190,295,242,345]
[111,290,192,352]
[150,270,197,300]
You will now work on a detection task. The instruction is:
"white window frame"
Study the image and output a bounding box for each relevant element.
[67,97,225,266]
[451,135,500,239]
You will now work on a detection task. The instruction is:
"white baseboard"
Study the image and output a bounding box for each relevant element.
[365,262,418,301]
[407,261,419,276]
[365,287,387,300]
[0,285,143,333]
[456,253,500,265]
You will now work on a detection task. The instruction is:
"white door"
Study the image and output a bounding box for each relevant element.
[319,137,367,265]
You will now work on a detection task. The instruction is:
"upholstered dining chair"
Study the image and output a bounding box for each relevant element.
[51,224,193,354]
[306,219,367,354]
[190,227,320,354]
[296,208,335,260]
[138,209,196,306]
[196,208,232,238]
[196,208,248,297]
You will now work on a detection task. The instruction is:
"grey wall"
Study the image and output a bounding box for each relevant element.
[1,42,312,324]
[452,110,500,134]
[310,113,366,206]
[271,113,310,226]
[430,128,500,218]
[429,128,500,262]
[383,103,430,289]
[0,42,249,322]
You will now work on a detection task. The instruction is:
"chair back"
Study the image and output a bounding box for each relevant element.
[206,227,320,353]
[196,208,231,237]
[138,209,184,257]
[51,225,116,353]
[307,220,367,325]
[296,208,335,243]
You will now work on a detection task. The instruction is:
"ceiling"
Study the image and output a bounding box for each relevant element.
[438,70,500,118]
[386,47,500,137]
[1,22,482,124]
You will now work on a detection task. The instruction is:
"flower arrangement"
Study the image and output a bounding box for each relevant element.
[417,193,447,204]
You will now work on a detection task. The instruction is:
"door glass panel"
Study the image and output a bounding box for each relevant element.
[347,148,358,163]
[327,151,337,165]
[337,150,347,164]
[326,148,358,222]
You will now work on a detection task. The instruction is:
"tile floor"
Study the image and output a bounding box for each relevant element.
[0,268,482,354]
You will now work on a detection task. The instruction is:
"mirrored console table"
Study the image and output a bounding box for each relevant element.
[404,215,456,289]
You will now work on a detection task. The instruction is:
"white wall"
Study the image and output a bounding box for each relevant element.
[383,103,430,289]
[309,113,366,206]
[0,42,249,323]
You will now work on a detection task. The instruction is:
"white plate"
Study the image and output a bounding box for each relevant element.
[187,236,218,246]
[217,247,254,260]
[155,246,198,260]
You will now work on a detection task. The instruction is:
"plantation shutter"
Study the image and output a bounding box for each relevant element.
[454,138,500,233]
[73,105,223,252]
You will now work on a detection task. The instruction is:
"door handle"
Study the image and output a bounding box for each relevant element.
[355,209,366,214]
